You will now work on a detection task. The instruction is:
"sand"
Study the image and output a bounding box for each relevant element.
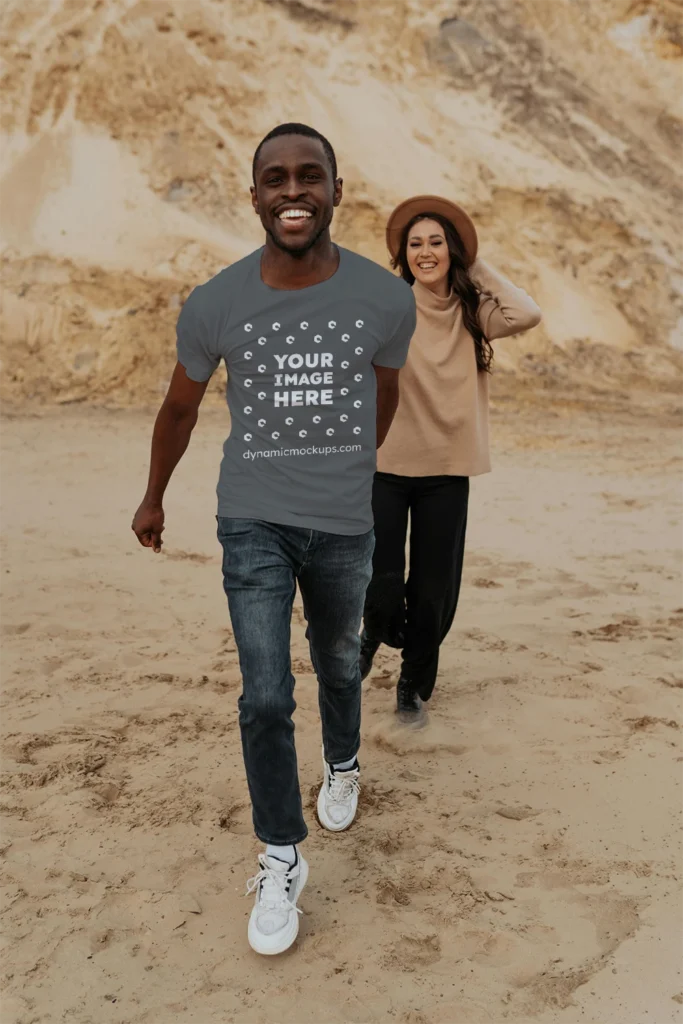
[1,1,682,1019]
[1,398,681,1024]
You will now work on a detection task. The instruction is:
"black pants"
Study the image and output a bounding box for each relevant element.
[363,472,469,701]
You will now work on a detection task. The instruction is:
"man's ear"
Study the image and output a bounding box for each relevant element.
[333,177,343,208]
[250,185,259,215]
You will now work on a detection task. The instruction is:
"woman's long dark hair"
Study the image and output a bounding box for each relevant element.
[393,212,493,373]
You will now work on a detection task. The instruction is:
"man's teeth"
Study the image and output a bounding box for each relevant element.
[279,210,313,220]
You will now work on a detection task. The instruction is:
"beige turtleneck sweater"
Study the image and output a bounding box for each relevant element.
[377,259,542,478]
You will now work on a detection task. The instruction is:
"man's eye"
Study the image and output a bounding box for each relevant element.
[304,174,321,182]
[265,177,282,186]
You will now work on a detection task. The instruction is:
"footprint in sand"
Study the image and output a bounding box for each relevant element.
[357,779,401,817]
[163,550,213,564]
[657,673,683,689]
[376,877,412,906]
[291,657,314,674]
[217,801,249,833]
[1,622,31,637]
[626,715,679,731]
[369,672,395,690]
[382,932,441,971]
[496,805,540,821]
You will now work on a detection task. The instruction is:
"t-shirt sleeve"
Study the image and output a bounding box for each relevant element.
[373,289,417,369]
[176,286,221,382]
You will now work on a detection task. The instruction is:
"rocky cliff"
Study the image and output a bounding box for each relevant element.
[1,0,681,405]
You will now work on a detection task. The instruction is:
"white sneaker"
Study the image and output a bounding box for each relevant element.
[317,754,360,832]
[245,851,308,955]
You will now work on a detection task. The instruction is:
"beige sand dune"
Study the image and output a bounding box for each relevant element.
[1,400,681,1023]
[1,0,682,405]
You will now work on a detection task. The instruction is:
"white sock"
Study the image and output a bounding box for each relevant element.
[265,843,296,866]
[332,756,357,772]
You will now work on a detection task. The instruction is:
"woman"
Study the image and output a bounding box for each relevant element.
[361,195,542,720]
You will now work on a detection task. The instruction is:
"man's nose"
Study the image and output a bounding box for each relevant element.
[282,175,305,198]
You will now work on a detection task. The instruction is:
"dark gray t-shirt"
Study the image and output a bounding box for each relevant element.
[177,246,416,535]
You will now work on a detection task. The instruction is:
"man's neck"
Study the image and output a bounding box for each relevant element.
[260,233,340,291]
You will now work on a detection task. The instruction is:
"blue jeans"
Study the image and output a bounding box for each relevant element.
[217,518,374,845]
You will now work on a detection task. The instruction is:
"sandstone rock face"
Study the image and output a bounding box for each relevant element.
[1,0,680,404]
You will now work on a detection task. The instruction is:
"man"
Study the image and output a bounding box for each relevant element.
[132,123,416,955]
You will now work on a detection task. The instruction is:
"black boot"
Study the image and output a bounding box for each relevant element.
[359,632,380,681]
[396,676,424,722]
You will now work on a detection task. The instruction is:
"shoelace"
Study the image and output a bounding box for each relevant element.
[245,854,302,914]
[328,767,360,803]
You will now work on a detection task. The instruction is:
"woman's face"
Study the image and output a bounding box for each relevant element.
[406,218,451,292]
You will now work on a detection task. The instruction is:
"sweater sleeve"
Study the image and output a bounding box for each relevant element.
[470,259,542,341]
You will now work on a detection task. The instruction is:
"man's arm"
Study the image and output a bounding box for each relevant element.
[131,362,209,552]
[374,365,400,449]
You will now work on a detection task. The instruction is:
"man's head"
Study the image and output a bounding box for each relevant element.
[251,123,342,255]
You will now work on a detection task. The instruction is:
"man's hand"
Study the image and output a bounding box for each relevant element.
[132,499,165,553]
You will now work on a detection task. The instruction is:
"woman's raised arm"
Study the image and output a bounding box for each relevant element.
[471,259,542,341]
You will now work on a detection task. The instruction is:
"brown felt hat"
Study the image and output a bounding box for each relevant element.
[386,194,478,267]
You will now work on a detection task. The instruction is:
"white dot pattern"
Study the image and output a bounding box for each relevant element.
[236,313,372,451]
